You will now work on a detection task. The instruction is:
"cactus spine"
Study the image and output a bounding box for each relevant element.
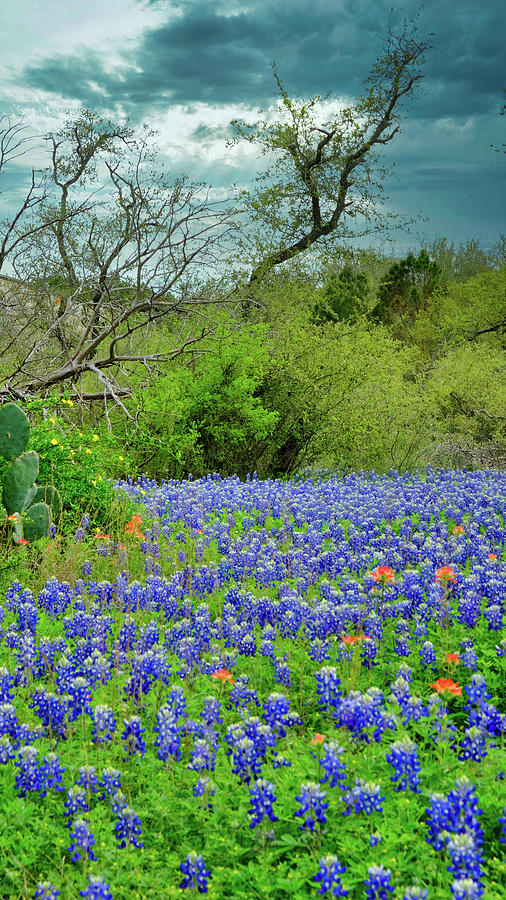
[0,402,61,544]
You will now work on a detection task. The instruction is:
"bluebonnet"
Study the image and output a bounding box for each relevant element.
[0,667,14,702]
[201,695,222,724]
[193,775,216,810]
[68,819,97,862]
[0,736,15,763]
[188,738,216,773]
[154,704,183,763]
[124,649,171,701]
[67,677,93,722]
[273,656,291,687]
[337,689,394,744]
[317,741,347,790]
[394,638,411,657]
[226,733,262,784]
[315,666,341,712]
[308,639,332,663]
[458,727,487,763]
[419,641,436,667]
[114,806,143,849]
[64,788,90,826]
[483,603,503,630]
[402,887,428,900]
[110,790,128,815]
[364,865,394,900]
[92,705,116,743]
[179,852,210,893]
[35,883,60,900]
[314,855,348,897]
[263,693,291,736]
[14,746,46,797]
[29,689,68,740]
[496,805,506,844]
[360,638,379,668]
[447,832,483,884]
[75,765,100,793]
[248,778,278,828]
[425,777,483,852]
[386,738,421,793]
[80,875,113,899]
[0,703,19,741]
[450,879,483,900]
[342,779,385,816]
[99,767,122,799]
[294,782,328,831]
[42,753,65,792]
[122,716,146,759]
[370,833,383,846]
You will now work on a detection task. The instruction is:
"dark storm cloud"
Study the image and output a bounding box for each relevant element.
[20,0,505,122]
[12,0,505,249]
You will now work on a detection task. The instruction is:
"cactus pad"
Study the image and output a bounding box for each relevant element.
[2,451,40,514]
[0,403,30,460]
[23,502,51,542]
[33,485,62,518]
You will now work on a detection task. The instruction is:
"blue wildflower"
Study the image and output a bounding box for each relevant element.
[314,855,348,897]
[179,852,210,893]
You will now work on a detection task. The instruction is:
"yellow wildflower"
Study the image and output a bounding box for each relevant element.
[85,448,92,455]
[92,434,99,442]
[50,438,58,446]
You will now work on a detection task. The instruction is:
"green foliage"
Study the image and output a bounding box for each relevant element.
[27,415,124,531]
[128,326,279,478]
[371,250,440,338]
[423,235,506,283]
[312,266,370,324]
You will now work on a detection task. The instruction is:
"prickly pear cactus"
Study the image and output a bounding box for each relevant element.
[23,502,51,543]
[0,401,62,545]
[0,403,31,460]
[3,451,39,514]
[33,485,62,518]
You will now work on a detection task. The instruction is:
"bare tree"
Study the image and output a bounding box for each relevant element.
[0,111,236,407]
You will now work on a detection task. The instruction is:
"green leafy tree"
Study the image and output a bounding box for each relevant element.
[229,16,431,288]
[312,265,369,323]
[128,326,278,478]
[371,249,440,338]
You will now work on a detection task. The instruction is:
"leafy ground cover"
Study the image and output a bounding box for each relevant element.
[0,468,505,899]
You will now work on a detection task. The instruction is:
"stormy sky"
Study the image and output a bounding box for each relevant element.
[1,0,504,258]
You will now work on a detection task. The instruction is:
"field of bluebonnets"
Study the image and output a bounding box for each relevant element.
[0,467,505,900]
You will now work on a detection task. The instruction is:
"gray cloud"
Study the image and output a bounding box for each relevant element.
[7,0,506,250]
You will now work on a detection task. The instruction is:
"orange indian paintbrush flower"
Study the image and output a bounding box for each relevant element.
[430,678,462,697]
[211,669,234,684]
[370,566,395,584]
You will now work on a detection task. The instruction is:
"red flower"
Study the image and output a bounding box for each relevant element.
[125,517,144,538]
[341,635,364,645]
[453,525,465,536]
[370,566,395,584]
[18,537,29,546]
[430,678,462,697]
[311,733,326,745]
[488,553,497,561]
[445,652,460,664]
[94,533,111,541]
[211,669,234,684]
[435,566,457,583]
